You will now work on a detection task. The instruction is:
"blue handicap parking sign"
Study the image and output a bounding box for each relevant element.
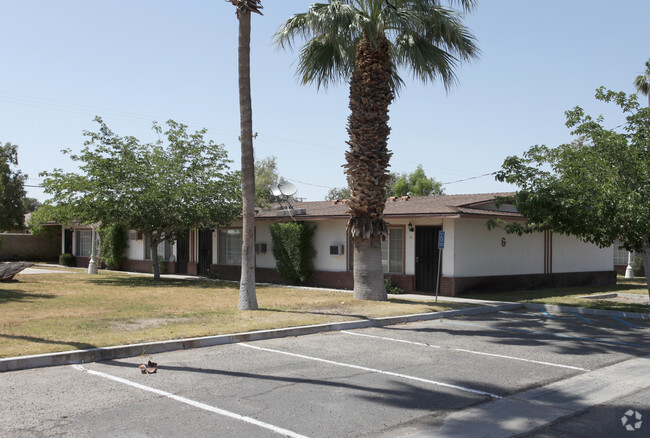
[438,231,445,249]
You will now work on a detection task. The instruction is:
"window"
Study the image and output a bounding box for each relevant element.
[348,227,404,274]
[145,238,173,261]
[613,239,634,265]
[382,228,404,273]
[218,229,242,265]
[75,230,92,257]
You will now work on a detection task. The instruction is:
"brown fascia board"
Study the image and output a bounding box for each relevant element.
[384,213,462,219]
[457,213,526,221]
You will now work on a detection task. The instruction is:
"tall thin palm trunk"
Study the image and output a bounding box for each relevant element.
[235,8,258,310]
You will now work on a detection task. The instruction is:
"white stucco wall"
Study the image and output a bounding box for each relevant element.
[244,220,350,271]
[254,223,275,269]
[241,216,614,278]
[552,233,613,272]
[450,218,545,277]
[310,219,348,271]
[441,218,455,277]
[125,237,144,260]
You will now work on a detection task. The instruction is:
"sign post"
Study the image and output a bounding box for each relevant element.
[435,231,445,303]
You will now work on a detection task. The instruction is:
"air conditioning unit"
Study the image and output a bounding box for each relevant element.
[255,243,267,254]
[329,244,344,256]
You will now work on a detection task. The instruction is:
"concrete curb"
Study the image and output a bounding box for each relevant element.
[523,302,650,320]
[0,303,522,373]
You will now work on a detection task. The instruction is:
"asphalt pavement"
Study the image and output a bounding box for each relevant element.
[1,305,649,437]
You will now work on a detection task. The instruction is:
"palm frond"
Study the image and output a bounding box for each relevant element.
[297,36,356,88]
[386,2,479,90]
[228,0,263,17]
[394,32,458,89]
[633,59,650,97]
[276,0,479,92]
[275,1,365,88]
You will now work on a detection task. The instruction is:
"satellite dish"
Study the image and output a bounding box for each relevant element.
[278,181,298,196]
[269,185,282,197]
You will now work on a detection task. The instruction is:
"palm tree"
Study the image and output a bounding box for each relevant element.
[634,59,650,106]
[276,0,479,300]
[229,0,263,310]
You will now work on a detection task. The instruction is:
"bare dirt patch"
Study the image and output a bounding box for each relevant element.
[108,318,192,331]
[580,292,649,306]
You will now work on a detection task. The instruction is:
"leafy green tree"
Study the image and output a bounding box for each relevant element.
[255,156,278,206]
[494,87,650,298]
[0,142,27,231]
[23,197,42,213]
[255,156,298,207]
[276,0,478,300]
[230,0,263,310]
[39,117,241,280]
[634,59,650,106]
[325,186,351,201]
[389,165,444,197]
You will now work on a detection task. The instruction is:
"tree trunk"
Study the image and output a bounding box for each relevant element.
[344,33,393,301]
[151,236,160,281]
[236,9,258,310]
[353,236,386,301]
[643,243,650,300]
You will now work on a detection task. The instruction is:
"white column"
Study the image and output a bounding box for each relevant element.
[624,251,634,279]
[88,225,98,274]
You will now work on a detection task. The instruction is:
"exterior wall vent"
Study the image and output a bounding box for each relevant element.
[255,243,267,254]
[329,244,344,256]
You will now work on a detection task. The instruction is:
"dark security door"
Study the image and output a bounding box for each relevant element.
[64,229,73,254]
[415,226,442,292]
[176,231,190,274]
[198,229,213,276]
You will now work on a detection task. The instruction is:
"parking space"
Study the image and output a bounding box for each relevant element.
[1,308,649,437]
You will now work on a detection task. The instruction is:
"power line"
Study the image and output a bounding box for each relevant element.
[441,172,496,186]
[287,170,499,191]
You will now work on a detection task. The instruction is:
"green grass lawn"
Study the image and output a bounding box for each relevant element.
[463,276,649,314]
[0,267,471,358]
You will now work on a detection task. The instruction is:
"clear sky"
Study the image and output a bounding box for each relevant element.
[2,1,648,203]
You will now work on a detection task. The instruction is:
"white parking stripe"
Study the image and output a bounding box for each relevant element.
[341,330,588,371]
[239,343,501,399]
[341,330,442,349]
[72,365,309,438]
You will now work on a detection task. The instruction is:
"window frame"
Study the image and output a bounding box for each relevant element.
[145,237,173,261]
[75,229,92,257]
[217,227,243,266]
[348,225,406,274]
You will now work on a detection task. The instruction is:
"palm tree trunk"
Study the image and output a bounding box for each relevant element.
[643,240,650,300]
[236,8,258,310]
[345,33,394,301]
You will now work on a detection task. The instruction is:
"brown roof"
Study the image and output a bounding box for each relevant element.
[256,192,520,220]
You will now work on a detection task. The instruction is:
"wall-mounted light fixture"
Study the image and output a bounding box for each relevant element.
[408,222,414,232]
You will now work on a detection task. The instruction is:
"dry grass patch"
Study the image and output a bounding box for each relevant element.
[0,269,471,358]
[464,277,649,314]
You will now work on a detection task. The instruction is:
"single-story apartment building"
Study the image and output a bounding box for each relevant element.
[64,193,616,296]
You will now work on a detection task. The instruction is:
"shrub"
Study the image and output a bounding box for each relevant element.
[632,255,646,277]
[384,276,404,294]
[59,253,75,267]
[155,255,168,275]
[270,222,316,284]
[98,225,128,270]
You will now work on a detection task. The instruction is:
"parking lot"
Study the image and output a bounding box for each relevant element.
[2,307,649,437]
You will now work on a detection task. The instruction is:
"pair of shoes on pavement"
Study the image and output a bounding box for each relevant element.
[139,360,157,374]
